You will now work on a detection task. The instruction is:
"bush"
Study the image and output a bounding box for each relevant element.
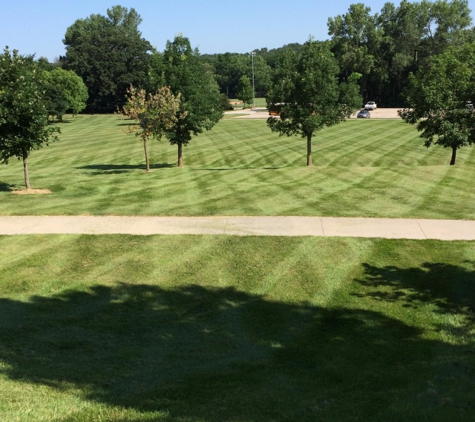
[220,93,234,111]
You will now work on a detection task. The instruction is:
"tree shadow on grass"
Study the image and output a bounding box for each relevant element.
[48,120,73,124]
[194,166,283,171]
[76,163,174,175]
[1,281,475,420]
[116,122,139,127]
[0,182,15,192]
[353,261,475,322]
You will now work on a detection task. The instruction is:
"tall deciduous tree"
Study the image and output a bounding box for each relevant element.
[62,6,152,113]
[328,3,381,99]
[267,40,361,166]
[161,35,223,167]
[121,86,185,172]
[0,47,60,189]
[399,43,475,165]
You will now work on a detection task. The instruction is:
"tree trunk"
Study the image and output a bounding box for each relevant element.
[450,146,457,165]
[306,134,313,166]
[178,142,184,167]
[22,151,31,190]
[143,137,150,172]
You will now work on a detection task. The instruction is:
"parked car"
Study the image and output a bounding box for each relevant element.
[357,109,371,118]
[365,101,377,110]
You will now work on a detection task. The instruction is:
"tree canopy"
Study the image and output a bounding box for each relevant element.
[42,68,88,121]
[266,40,361,166]
[400,42,475,165]
[237,76,254,108]
[62,5,151,113]
[0,47,60,189]
[122,85,185,171]
[161,35,223,167]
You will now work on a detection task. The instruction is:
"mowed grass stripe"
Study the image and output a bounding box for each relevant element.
[1,235,474,421]
[0,115,474,218]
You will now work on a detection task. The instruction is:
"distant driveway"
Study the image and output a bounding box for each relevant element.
[225,108,401,119]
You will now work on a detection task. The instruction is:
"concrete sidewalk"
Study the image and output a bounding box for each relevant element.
[0,216,474,240]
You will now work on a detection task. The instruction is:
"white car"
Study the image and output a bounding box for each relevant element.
[365,101,377,110]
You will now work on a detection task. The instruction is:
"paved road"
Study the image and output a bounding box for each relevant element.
[1,216,474,240]
[225,108,401,119]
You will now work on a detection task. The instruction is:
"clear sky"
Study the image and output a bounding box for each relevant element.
[1,0,474,61]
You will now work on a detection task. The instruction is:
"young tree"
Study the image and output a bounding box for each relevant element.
[237,75,254,108]
[161,35,223,167]
[42,68,88,121]
[399,43,475,165]
[0,47,60,189]
[121,86,185,171]
[266,40,361,166]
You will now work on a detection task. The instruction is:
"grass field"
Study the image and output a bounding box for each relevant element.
[1,114,475,421]
[0,235,474,421]
[0,114,474,219]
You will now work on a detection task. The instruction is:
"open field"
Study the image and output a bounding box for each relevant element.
[0,235,474,421]
[0,115,474,219]
[1,114,474,421]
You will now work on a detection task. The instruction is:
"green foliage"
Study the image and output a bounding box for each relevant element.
[161,35,223,166]
[0,47,60,188]
[220,93,233,111]
[400,42,475,164]
[328,3,379,86]
[42,68,88,121]
[328,0,473,106]
[144,49,165,94]
[267,39,361,165]
[237,75,254,107]
[121,85,185,171]
[201,51,272,97]
[63,5,151,113]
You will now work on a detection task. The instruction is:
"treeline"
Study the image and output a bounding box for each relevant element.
[202,0,474,106]
[10,1,475,114]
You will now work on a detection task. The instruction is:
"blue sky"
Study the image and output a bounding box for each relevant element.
[1,0,474,61]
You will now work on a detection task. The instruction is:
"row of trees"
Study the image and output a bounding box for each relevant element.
[121,36,223,169]
[2,2,475,190]
[199,0,474,106]
[327,0,474,105]
[121,38,363,170]
[25,1,470,114]
[2,36,475,190]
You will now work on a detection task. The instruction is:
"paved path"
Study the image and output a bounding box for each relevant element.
[224,108,401,119]
[1,216,474,240]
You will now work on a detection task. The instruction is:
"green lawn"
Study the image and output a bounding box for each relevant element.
[1,115,475,421]
[0,235,474,421]
[229,98,267,108]
[0,114,474,219]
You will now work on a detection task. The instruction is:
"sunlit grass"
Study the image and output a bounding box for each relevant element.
[0,114,474,219]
